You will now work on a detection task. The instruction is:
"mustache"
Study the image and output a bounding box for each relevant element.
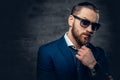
[82,32,93,37]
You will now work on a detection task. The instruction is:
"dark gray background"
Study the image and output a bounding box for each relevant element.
[0,0,120,80]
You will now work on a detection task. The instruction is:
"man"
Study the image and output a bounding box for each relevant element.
[37,2,113,80]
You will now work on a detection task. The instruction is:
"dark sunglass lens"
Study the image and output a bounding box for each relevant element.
[92,23,100,31]
[81,20,90,28]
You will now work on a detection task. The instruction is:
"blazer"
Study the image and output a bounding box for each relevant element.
[37,36,111,80]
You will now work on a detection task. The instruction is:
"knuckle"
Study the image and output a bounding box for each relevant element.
[87,48,91,52]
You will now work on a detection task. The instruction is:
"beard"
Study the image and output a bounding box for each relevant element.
[71,26,92,46]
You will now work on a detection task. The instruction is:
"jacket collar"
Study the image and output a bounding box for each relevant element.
[56,35,100,62]
[56,36,75,64]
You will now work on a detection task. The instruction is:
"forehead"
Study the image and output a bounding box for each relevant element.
[75,7,99,22]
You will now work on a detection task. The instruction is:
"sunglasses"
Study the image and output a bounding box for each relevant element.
[72,15,101,31]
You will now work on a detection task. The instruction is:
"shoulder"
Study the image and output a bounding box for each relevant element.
[89,43,110,65]
[39,36,65,52]
[37,39,60,64]
[86,42,103,51]
[39,37,62,50]
[38,36,65,55]
[38,39,59,53]
[88,43,105,54]
[88,43,108,59]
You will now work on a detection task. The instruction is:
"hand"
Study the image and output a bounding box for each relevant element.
[76,45,97,69]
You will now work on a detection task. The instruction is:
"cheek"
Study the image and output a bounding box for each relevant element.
[75,27,85,40]
[74,27,83,36]
[73,22,85,36]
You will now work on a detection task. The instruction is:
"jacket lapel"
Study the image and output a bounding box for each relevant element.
[56,36,75,66]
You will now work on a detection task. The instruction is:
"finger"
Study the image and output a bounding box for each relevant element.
[78,47,86,52]
[75,54,82,60]
[77,50,84,56]
[81,45,88,50]
[77,51,82,56]
[78,47,88,54]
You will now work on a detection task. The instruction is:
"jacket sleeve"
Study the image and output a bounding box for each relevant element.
[88,47,113,80]
[37,46,57,80]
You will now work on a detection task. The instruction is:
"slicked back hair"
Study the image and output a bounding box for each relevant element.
[71,2,99,15]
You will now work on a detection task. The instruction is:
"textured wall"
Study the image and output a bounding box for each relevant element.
[0,0,120,80]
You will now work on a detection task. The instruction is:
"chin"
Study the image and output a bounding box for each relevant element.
[82,39,89,45]
[82,41,87,45]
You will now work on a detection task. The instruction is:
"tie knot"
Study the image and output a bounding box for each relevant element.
[69,46,77,50]
[69,46,78,54]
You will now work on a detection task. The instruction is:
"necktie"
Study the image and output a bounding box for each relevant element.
[69,46,83,80]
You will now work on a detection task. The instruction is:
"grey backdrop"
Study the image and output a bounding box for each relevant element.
[0,0,120,80]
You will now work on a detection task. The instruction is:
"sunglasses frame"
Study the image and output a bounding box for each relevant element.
[72,15,101,31]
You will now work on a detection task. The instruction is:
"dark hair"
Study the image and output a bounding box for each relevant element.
[71,2,99,15]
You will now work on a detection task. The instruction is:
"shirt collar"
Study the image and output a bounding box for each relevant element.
[64,32,77,50]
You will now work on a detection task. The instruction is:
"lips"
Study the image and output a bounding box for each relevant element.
[82,33,91,38]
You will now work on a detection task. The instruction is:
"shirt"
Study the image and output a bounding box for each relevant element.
[64,32,77,50]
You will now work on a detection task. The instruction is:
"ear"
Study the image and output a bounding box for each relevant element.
[68,15,74,27]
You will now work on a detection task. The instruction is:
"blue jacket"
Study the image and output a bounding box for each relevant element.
[37,36,110,80]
